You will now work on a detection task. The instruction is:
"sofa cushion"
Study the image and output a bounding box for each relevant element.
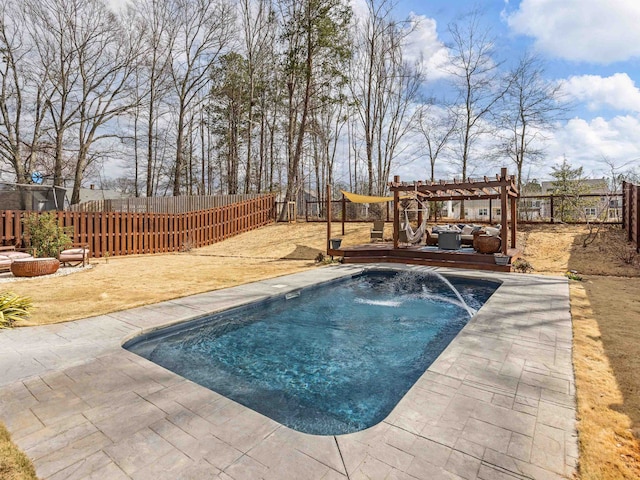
[485,226,500,236]
[0,255,11,266]
[4,251,32,260]
[60,248,87,256]
[461,225,475,235]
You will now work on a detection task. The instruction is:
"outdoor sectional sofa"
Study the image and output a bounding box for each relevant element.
[425,224,501,247]
[0,246,34,272]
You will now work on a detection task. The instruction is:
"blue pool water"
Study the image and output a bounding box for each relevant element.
[125,270,499,435]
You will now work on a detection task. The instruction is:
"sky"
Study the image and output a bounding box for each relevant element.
[387,0,640,180]
[103,0,640,183]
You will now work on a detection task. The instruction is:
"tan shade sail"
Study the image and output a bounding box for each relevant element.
[341,190,393,203]
[340,190,412,203]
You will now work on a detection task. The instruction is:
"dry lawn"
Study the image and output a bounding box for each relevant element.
[0,423,37,480]
[1,221,639,479]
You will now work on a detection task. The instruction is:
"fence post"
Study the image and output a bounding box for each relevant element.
[631,185,635,242]
[622,181,627,231]
[326,184,331,254]
[342,194,346,235]
[550,195,554,224]
[636,185,640,252]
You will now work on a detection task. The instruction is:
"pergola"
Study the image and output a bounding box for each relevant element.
[389,168,519,255]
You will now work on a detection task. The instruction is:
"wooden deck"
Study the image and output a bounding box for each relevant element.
[329,243,520,272]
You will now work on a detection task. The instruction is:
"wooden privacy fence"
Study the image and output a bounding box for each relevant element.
[69,193,267,213]
[623,181,640,252]
[0,195,275,258]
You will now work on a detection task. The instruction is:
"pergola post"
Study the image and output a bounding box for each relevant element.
[393,175,400,249]
[341,193,346,235]
[500,168,508,255]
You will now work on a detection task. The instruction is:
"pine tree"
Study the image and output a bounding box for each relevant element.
[550,157,591,222]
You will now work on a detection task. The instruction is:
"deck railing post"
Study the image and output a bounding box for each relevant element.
[326,184,332,254]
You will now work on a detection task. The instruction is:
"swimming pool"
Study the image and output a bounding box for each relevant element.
[124,270,499,435]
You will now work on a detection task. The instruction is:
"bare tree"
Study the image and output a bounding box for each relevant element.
[445,11,509,218]
[416,101,457,182]
[68,2,140,204]
[499,52,565,192]
[240,0,276,193]
[349,0,422,196]
[23,0,140,203]
[278,0,351,218]
[0,0,49,183]
[128,0,175,197]
[24,0,78,187]
[305,76,349,205]
[209,52,248,194]
[168,0,235,196]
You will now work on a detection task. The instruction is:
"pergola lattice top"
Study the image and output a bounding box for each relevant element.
[388,172,519,200]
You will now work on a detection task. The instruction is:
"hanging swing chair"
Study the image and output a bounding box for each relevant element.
[401,197,429,244]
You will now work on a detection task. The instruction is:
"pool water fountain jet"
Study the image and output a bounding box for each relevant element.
[388,270,476,318]
[424,271,477,318]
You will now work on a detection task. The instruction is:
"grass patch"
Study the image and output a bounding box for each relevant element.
[571,278,640,479]
[0,423,38,480]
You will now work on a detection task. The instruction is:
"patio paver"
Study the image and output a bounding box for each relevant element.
[0,264,577,479]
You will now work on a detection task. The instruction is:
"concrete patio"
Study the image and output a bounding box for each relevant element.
[0,265,577,479]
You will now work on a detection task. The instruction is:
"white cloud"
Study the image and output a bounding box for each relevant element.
[349,1,449,81]
[507,0,640,63]
[560,73,640,113]
[404,14,450,81]
[546,115,640,175]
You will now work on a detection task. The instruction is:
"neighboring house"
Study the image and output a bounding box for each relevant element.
[449,199,508,223]
[441,178,620,222]
[67,184,133,211]
[521,178,620,222]
[77,184,130,204]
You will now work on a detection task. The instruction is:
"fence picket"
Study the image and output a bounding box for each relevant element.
[0,195,275,257]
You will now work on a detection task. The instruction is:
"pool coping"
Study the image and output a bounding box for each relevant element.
[0,264,577,480]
